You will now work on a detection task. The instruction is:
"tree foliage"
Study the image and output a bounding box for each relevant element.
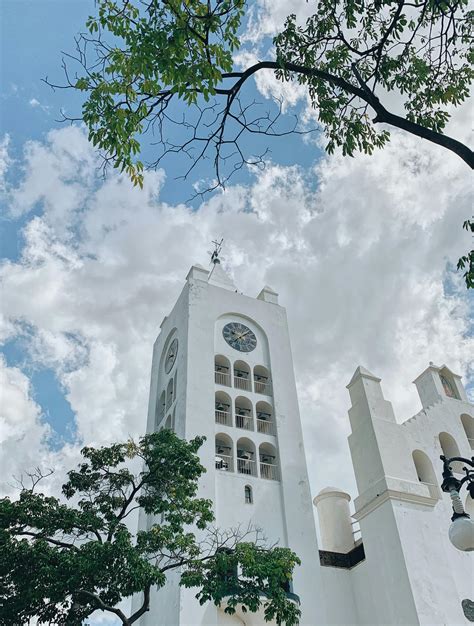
[51,0,474,286]
[0,431,301,625]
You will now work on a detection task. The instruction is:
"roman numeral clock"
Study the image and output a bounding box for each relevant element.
[222,322,257,352]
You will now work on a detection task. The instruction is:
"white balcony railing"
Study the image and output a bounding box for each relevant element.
[237,458,257,476]
[215,371,231,386]
[255,380,272,395]
[257,419,276,436]
[215,410,232,427]
[236,415,253,431]
[215,454,233,472]
[260,462,280,481]
[234,376,251,391]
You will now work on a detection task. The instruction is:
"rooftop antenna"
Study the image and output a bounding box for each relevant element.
[209,238,224,265]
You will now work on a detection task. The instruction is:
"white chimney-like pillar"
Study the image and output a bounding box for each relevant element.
[313,487,355,554]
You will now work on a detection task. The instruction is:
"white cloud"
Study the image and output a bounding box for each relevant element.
[0,356,53,495]
[0,122,472,504]
[29,98,41,108]
[0,134,11,192]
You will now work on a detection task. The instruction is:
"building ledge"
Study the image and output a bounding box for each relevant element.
[319,543,365,570]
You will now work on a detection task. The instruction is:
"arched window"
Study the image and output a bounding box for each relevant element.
[412,450,440,499]
[235,396,253,431]
[234,360,251,391]
[215,434,234,472]
[439,432,463,474]
[461,414,474,450]
[165,415,172,430]
[439,368,459,399]
[254,365,272,396]
[236,437,257,476]
[259,442,279,481]
[155,390,166,429]
[215,355,231,386]
[215,391,232,427]
[166,377,174,409]
[244,485,253,504]
[256,401,275,436]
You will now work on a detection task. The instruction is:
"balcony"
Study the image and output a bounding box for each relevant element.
[234,375,251,391]
[254,380,272,395]
[236,414,253,431]
[215,410,232,427]
[235,401,253,431]
[237,457,257,476]
[215,370,231,386]
[254,366,272,396]
[215,453,233,472]
[257,418,276,436]
[260,462,280,481]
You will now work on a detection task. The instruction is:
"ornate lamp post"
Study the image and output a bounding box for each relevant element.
[440,454,474,552]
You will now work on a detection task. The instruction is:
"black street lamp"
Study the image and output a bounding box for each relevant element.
[440,454,474,552]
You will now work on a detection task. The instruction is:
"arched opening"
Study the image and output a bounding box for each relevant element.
[155,390,166,429]
[234,360,251,392]
[166,377,174,409]
[244,485,253,504]
[412,450,440,499]
[215,355,231,387]
[461,414,474,450]
[235,396,253,431]
[254,365,272,396]
[236,437,257,476]
[439,368,459,399]
[215,391,232,427]
[165,414,172,430]
[256,401,275,436]
[259,442,279,481]
[215,433,234,472]
[439,432,463,474]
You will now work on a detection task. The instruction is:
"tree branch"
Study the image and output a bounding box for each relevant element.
[75,589,130,625]
[237,61,474,168]
[129,584,151,624]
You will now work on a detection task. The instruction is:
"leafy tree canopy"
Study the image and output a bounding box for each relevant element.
[0,430,301,625]
[51,0,473,286]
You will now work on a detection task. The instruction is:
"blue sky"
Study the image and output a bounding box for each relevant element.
[1,0,473,502]
[0,0,325,450]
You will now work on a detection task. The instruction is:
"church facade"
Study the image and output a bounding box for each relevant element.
[137,258,474,625]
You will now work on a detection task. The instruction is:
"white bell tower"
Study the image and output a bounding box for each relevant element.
[138,250,326,625]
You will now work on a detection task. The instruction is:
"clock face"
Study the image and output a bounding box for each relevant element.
[165,338,178,373]
[222,322,257,352]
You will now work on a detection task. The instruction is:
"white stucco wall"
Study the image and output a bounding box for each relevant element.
[138,263,473,626]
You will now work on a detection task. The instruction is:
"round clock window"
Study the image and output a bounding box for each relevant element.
[222,323,257,352]
[165,338,178,373]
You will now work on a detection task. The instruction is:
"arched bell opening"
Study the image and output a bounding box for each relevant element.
[155,390,166,429]
[215,391,232,427]
[412,449,440,499]
[235,396,254,431]
[256,400,275,436]
[215,354,231,387]
[460,413,474,450]
[259,442,279,481]
[236,437,257,477]
[216,433,234,472]
[439,431,463,474]
[254,365,272,396]
[234,360,251,392]
[166,377,174,410]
